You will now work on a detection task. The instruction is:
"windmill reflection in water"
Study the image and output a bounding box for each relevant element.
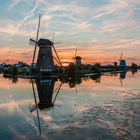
[29,75,83,135]
[30,78,62,135]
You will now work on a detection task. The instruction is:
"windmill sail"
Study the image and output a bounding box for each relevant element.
[51,33,62,67]
[120,53,123,60]
[32,14,41,66]
[30,38,37,46]
[52,45,62,66]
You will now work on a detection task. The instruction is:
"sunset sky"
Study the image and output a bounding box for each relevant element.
[0,0,140,65]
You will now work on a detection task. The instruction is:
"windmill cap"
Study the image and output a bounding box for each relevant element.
[38,38,53,46]
[75,56,81,59]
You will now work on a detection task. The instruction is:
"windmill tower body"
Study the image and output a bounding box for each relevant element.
[119,60,126,67]
[36,39,54,73]
[75,56,82,65]
[118,53,126,68]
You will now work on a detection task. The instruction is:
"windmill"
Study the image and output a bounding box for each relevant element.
[30,15,62,75]
[118,53,126,67]
[74,47,82,65]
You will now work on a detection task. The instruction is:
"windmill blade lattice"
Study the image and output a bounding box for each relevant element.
[32,14,41,66]
[51,32,62,67]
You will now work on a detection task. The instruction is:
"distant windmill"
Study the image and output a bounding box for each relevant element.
[30,15,62,75]
[118,53,126,67]
[74,47,82,65]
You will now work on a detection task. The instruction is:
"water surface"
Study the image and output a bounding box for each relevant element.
[0,71,140,140]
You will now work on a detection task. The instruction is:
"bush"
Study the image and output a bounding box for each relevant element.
[67,63,76,76]
[12,66,18,76]
[90,66,100,74]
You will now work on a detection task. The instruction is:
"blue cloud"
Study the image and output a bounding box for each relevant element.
[0,0,140,64]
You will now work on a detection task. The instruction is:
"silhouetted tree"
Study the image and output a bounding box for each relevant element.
[12,66,18,76]
[67,63,76,76]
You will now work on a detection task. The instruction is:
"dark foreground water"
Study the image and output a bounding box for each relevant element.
[0,71,140,140]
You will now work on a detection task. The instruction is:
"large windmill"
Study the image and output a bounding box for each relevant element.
[30,15,62,75]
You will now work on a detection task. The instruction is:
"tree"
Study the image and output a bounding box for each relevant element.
[67,63,76,76]
[12,66,18,76]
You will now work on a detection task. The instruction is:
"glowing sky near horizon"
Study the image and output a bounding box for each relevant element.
[0,0,140,65]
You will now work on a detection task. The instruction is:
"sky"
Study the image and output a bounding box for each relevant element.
[0,0,140,65]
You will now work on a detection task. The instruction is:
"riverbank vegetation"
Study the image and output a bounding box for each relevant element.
[0,62,139,77]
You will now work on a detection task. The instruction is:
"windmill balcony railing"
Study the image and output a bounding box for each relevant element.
[40,67,53,72]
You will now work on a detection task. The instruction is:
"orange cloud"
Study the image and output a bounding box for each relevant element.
[0,47,140,65]
[0,48,33,64]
